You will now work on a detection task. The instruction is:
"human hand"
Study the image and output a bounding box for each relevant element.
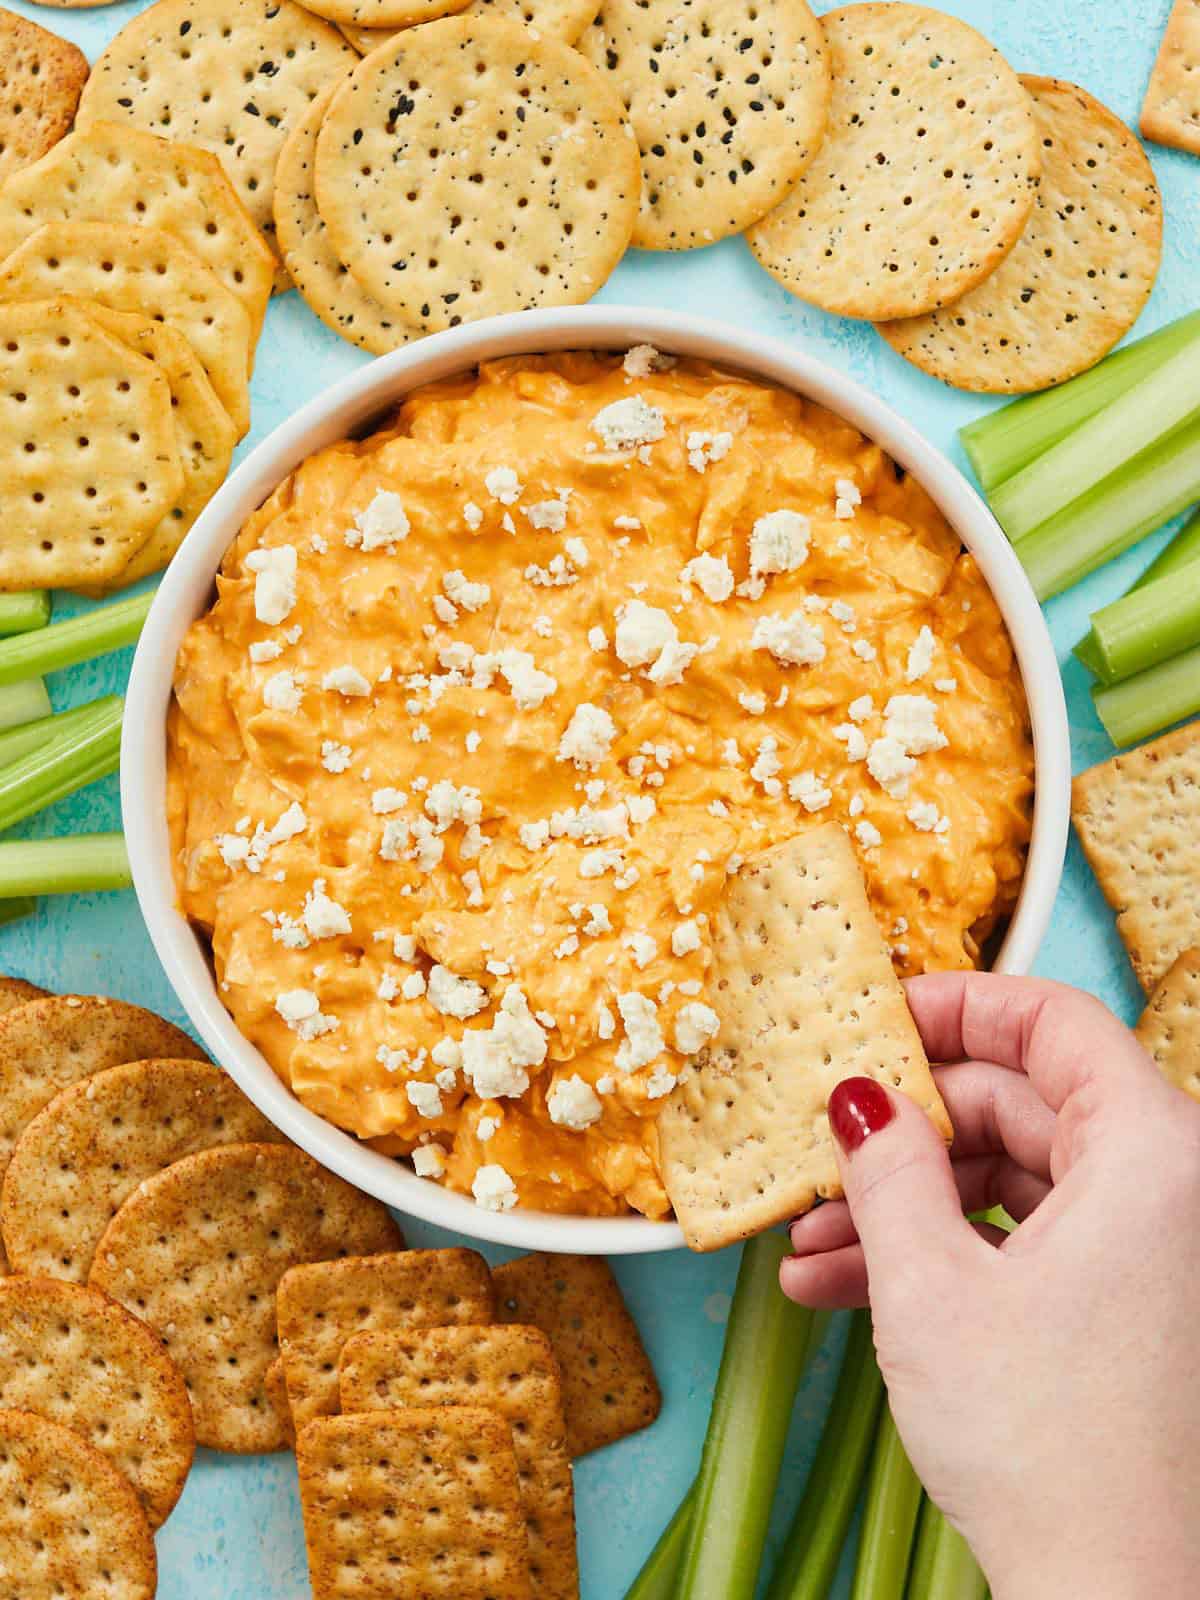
[781,972,1200,1600]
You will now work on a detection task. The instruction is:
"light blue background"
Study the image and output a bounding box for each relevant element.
[0,0,1195,1592]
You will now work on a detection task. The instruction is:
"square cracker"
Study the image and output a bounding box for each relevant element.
[492,1253,660,1457]
[658,823,950,1252]
[340,1323,577,1600]
[1072,722,1200,993]
[277,1247,494,1433]
[296,1408,532,1600]
[0,11,88,188]
[1136,947,1200,1100]
[1141,0,1200,155]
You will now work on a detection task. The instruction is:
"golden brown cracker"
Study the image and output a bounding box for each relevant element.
[0,9,88,185]
[339,0,600,51]
[0,976,47,1015]
[1137,947,1200,1100]
[1141,0,1200,154]
[264,1355,295,1448]
[303,0,468,35]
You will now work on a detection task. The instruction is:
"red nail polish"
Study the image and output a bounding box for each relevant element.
[829,1077,895,1155]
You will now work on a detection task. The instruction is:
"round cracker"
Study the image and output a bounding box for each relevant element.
[302,0,469,37]
[0,1278,194,1530]
[0,1410,156,1600]
[339,0,599,51]
[0,977,47,1017]
[274,81,423,356]
[314,15,641,332]
[876,77,1163,393]
[1,1057,286,1284]
[89,1143,402,1453]
[579,0,830,250]
[747,3,1040,320]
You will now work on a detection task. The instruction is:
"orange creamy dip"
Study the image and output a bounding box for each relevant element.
[167,351,1033,1220]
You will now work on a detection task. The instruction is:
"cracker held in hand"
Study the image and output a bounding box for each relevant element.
[877,79,1162,393]
[579,0,829,250]
[277,1247,494,1434]
[659,823,950,1252]
[493,1253,660,1457]
[0,10,88,185]
[1137,948,1200,1101]
[341,1323,578,1600]
[297,1408,532,1600]
[88,1142,401,1453]
[0,1277,194,1529]
[1072,722,1200,994]
[1,1056,284,1282]
[0,1410,156,1600]
[314,15,640,332]
[747,4,1039,320]
[1141,0,1200,155]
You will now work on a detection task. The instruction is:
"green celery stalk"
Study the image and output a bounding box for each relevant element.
[0,699,123,835]
[0,591,153,687]
[674,1233,818,1600]
[0,679,51,732]
[0,698,123,772]
[1088,570,1200,684]
[1093,644,1200,747]
[849,1404,923,1600]
[1074,507,1200,677]
[907,1497,988,1600]
[0,592,50,637]
[0,834,129,896]
[959,311,1200,492]
[765,1310,885,1600]
[0,896,35,927]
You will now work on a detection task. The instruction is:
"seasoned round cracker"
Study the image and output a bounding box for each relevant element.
[0,977,48,1017]
[0,1278,194,1530]
[303,0,469,36]
[0,1410,157,1600]
[1,1057,286,1283]
[0,12,88,181]
[579,0,830,250]
[338,0,597,47]
[747,4,1040,320]
[314,15,641,332]
[876,77,1162,393]
[274,82,422,356]
[89,1143,402,1454]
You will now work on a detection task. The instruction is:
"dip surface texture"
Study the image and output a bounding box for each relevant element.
[167,351,1033,1218]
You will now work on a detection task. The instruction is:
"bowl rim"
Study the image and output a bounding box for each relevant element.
[122,303,1070,1255]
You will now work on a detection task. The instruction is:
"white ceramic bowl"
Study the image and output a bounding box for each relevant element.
[123,306,1070,1254]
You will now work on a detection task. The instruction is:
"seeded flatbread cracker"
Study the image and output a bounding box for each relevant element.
[277,1247,493,1433]
[0,1410,157,1600]
[302,0,469,36]
[493,1253,660,1457]
[1,1057,285,1282]
[0,1277,194,1529]
[1136,948,1200,1100]
[338,0,600,53]
[274,82,421,356]
[877,79,1162,393]
[0,11,88,184]
[659,824,950,1252]
[314,15,640,332]
[0,976,47,1015]
[1141,0,1200,155]
[263,1355,295,1448]
[297,1408,532,1600]
[747,4,1039,320]
[579,0,829,250]
[89,1142,402,1453]
[1073,722,1200,993]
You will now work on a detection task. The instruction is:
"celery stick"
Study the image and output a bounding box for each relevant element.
[908,1497,988,1600]
[0,897,35,927]
[0,834,129,896]
[1074,508,1200,676]
[625,1486,694,1600]
[959,311,1200,492]
[849,1405,923,1600]
[0,591,153,687]
[765,1310,885,1600]
[0,679,51,732]
[1089,570,1200,684]
[0,592,50,637]
[675,1234,818,1600]
[0,700,122,835]
[0,698,122,772]
[1093,644,1200,747]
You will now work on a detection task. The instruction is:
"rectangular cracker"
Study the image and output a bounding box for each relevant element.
[277,1247,495,1433]
[297,1408,532,1600]
[492,1254,660,1457]
[263,1355,295,1450]
[0,11,89,188]
[1141,0,1200,155]
[1072,722,1200,993]
[340,1324,578,1600]
[658,823,950,1252]
[1136,947,1200,1100]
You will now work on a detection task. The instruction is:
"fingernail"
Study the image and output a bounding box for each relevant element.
[829,1076,895,1155]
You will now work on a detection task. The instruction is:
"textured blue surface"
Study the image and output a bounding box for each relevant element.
[0,0,1195,1592]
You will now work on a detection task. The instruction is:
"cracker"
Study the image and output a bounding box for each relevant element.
[341,1323,577,1600]
[89,1142,402,1453]
[314,15,640,332]
[340,0,599,48]
[0,975,47,1016]
[303,0,469,36]
[0,10,88,185]
[1136,948,1200,1101]
[77,0,357,268]
[579,0,829,250]
[296,1408,532,1600]
[0,1277,193,1529]
[493,1253,659,1456]
[273,82,422,356]
[877,78,1162,393]
[1073,722,1200,993]
[747,3,1039,320]
[0,221,253,437]
[659,823,950,1252]
[0,1410,156,1600]
[1,1056,285,1283]
[0,298,183,589]
[264,1355,295,1448]
[1141,0,1200,155]
[277,1247,493,1433]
